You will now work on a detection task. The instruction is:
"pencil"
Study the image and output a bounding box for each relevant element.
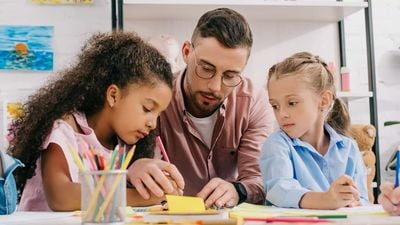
[244,217,330,223]
[94,145,135,222]
[315,214,347,219]
[157,136,170,163]
[67,146,86,172]
[84,165,111,221]
[395,148,400,188]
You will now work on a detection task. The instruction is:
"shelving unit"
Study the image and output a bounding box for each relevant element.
[337,91,373,100]
[122,0,367,21]
[111,0,380,201]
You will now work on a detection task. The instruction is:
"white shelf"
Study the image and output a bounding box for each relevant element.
[123,0,368,21]
[337,91,373,100]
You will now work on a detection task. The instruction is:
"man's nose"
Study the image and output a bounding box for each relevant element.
[207,74,223,92]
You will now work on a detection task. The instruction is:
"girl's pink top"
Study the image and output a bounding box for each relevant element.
[18,112,112,211]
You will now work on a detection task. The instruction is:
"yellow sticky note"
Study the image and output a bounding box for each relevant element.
[166,195,205,213]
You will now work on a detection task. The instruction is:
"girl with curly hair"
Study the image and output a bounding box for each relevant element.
[9,31,184,211]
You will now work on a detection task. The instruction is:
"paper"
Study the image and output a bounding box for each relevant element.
[230,203,389,219]
[166,195,205,213]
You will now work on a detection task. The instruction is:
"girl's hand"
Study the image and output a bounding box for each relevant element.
[378,182,400,215]
[325,175,360,209]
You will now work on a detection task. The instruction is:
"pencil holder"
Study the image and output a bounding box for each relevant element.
[80,170,127,225]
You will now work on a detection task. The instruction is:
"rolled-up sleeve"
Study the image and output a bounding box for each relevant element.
[260,132,309,208]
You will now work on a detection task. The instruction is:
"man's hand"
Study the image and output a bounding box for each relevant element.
[196,177,239,208]
[127,158,184,199]
[378,182,400,215]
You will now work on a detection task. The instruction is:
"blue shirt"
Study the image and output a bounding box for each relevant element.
[259,124,369,208]
[0,150,23,215]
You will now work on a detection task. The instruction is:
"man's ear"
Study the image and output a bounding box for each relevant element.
[106,84,121,108]
[182,41,191,64]
[319,90,333,111]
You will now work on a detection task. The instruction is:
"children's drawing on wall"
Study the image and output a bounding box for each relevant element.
[4,102,24,148]
[0,25,54,71]
[0,89,34,149]
[31,0,93,4]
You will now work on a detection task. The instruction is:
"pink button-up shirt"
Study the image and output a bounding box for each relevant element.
[157,70,275,203]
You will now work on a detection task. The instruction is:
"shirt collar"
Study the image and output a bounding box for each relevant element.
[279,123,345,150]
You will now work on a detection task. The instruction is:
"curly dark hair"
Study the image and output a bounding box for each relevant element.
[8,31,173,198]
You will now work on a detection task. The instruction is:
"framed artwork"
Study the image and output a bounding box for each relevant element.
[0,89,34,149]
[0,25,54,71]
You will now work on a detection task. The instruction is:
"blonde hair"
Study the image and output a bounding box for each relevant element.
[267,52,350,136]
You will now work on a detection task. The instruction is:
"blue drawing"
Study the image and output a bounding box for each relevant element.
[0,25,54,71]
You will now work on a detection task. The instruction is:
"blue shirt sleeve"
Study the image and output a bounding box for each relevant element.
[260,132,309,208]
[349,140,370,205]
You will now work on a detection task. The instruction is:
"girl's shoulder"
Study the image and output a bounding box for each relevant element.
[263,129,293,151]
[60,113,83,134]
[42,112,88,149]
[266,129,292,144]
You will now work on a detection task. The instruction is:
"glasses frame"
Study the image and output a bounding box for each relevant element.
[191,45,243,87]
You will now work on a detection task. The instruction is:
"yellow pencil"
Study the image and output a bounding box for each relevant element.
[94,145,135,222]
[68,146,86,172]
[84,164,110,221]
[68,146,96,191]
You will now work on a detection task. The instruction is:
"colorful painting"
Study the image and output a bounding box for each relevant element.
[0,25,54,71]
[31,0,93,4]
[3,101,24,148]
[0,89,34,149]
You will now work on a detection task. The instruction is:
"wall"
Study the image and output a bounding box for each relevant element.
[341,0,400,181]
[369,0,399,181]
[0,0,111,148]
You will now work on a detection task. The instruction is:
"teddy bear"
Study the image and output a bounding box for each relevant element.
[349,124,376,203]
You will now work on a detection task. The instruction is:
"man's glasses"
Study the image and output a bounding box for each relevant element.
[191,45,243,87]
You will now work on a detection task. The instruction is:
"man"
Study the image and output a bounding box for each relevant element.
[128,8,274,208]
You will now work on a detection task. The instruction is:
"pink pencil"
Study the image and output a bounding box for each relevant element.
[244,217,330,223]
[156,136,170,163]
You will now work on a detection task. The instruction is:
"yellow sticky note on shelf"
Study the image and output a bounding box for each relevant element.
[166,195,205,213]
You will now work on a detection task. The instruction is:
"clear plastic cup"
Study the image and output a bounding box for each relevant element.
[80,170,127,225]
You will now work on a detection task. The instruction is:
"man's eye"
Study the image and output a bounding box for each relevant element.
[201,65,214,72]
[142,106,151,112]
[224,73,239,80]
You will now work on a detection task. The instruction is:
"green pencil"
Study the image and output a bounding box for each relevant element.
[315,214,347,219]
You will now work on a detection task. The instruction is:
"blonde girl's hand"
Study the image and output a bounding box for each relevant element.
[378,182,400,215]
[326,175,360,209]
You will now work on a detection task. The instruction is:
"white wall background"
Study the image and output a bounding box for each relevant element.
[0,0,111,148]
[0,0,399,181]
